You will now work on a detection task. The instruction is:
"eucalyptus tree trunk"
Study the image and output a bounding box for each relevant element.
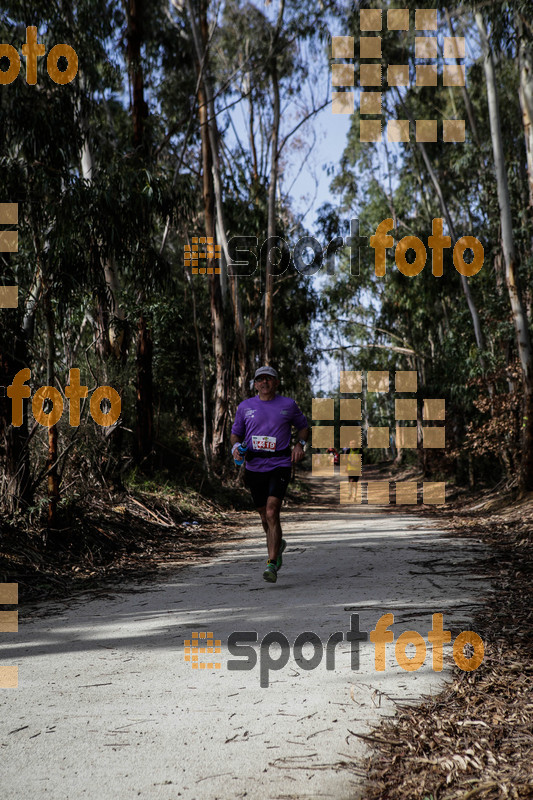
[189,0,228,467]
[185,264,210,475]
[200,73,227,465]
[126,0,153,463]
[0,223,38,513]
[395,88,487,374]
[80,108,126,364]
[127,0,147,153]
[411,133,486,358]
[44,290,59,527]
[187,0,248,403]
[0,309,32,515]
[518,23,533,211]
[444,9,481,148]
[476,11,533,491]
[264,0,284,364]
[220,216,248,398]
[78,103,125,482]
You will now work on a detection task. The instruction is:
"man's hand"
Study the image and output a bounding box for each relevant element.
[232,442,247,465]
[291,442,305,464]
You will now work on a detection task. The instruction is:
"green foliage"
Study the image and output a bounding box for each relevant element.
[2,0,532,516]
[317,0,533,483]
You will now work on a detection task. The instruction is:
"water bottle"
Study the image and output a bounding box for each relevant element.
[233,442,248,466]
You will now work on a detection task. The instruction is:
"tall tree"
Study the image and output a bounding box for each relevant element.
[264,0,285,364]
[126,0,154,463]
[476,10,533,491]
[185,0,248,430]
[188,0,229,466]
[518,15,533,210]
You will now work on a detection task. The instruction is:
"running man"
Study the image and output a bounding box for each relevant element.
[230,366,309,583]
[343,439,361,501]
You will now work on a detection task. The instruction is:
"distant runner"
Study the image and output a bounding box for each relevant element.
[230,366,309,583]
[343,439,361,502]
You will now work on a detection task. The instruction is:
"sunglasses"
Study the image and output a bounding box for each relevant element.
[255,376,274,383]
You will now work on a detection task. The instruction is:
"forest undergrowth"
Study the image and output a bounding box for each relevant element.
[360,489,533,800]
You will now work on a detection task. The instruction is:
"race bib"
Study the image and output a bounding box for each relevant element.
[252,435,277,452]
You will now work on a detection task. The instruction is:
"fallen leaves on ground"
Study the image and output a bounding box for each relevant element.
[360,494,533,800]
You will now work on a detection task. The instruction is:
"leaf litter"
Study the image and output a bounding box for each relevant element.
[356,494,533,800]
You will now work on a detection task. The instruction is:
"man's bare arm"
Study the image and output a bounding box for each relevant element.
[291,427,309,463]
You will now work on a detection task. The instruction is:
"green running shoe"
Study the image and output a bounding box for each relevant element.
[263,560,278,583]
[276,539,287,571]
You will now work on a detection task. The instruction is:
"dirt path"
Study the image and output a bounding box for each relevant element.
[0,475,489,799]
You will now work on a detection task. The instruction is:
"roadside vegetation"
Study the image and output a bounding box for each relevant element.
[361,489,533,800]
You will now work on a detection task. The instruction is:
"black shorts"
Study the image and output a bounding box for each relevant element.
[348,475,360,482]
[244,466,292,508]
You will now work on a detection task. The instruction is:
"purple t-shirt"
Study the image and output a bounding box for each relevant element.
[231,394,308,472]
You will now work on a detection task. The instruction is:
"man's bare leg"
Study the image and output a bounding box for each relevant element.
[258,506,280,558]
[257,506,269,537]
[258,496,282,560]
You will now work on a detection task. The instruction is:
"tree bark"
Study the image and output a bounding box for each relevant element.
[135,313,153,461]
[409,129,486,358]
[476,11,533,491]
[0,335,31,515]
[187,0,248,403]
[191,0,228,466]
[264,0,284,364]
[518,21,533,210]
[185,264,210,474]
[80,120,126,363]
[44,289,59,527]
[127,0,148,153]
[126,0,153,463]
[246,68,259,183]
